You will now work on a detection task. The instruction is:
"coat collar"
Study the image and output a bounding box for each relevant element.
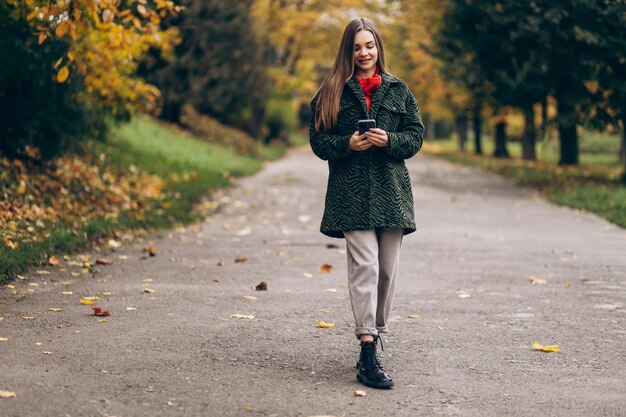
[346,72,399,119]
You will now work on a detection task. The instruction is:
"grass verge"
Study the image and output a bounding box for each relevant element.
[0,116,285,282]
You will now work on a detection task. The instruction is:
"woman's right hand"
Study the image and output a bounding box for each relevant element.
[348,130,373,151]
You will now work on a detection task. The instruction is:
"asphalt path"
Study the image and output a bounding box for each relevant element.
[1,146,625,417]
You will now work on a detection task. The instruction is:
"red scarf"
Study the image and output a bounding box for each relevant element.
[357,67,382,111]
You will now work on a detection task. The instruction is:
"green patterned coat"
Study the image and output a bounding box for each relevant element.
[310,73,425,238]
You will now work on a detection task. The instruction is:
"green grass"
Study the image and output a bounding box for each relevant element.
[0,116,285,282]
[423,131,626,228]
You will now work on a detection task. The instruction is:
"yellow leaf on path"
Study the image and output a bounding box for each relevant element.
[22,316,37,320]
[319,264,333,273]
[42,351,52,355]
[49,256,60,266]
[0,390,16,398]
[36,270,50,275]
[62,291,73,295]
[82,296,100,300]
[316,320,336,328]
[6,284,15,289]
[231,314,255,319]
[48,308,63,312]
[56,66,69,83]
[0,337,8,342]
[98,319,108,323]
[80,299,95,305]
[243,295,258,301]
[528,276,547,285]
[532,341,560,352]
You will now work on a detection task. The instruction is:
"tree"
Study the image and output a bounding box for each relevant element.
[1,0,181,158]
[141,0,271,136]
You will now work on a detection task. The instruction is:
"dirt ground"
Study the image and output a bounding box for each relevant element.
[1,147,625,417]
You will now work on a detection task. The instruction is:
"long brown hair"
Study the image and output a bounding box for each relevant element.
[313,18,388,132]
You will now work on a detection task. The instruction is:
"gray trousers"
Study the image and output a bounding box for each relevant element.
[344,228,403,339]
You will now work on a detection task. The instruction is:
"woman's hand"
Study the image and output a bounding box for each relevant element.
[365,128,389,147]
[348,130,373,151]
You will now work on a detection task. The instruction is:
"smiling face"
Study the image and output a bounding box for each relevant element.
[353,29,378,78]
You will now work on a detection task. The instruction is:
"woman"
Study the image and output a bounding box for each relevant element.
[309,17,424,389]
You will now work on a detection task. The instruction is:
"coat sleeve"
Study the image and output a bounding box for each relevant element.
[386,88,425,160]
[309,100,354,162]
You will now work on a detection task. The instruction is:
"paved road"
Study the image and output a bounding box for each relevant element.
[1,147,625,417]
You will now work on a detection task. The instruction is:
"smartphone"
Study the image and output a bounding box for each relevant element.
[358,119,376,135]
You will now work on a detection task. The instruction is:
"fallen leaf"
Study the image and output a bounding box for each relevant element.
[325,288,338,293]
[532,341,560,352]
[126,307,137,311]
[36,270,50,275]
[6,284,15,289]
[231,314,255,319]
[143,288,156,294]
[457,291,471,299]
[98,319,108,323]
[408,314,421,319]
[565,282,573,289]
[42,351,52,355]
[528,276,547,285]
[217,260,226,266]
[62,291,73,295]
[353,390,367,397]
[92,307,110,317]
[244,404,253,412]
[102,292,113,296]
[0,390,16,398]
[243,295,258,301]
[82,296,100,301]
[326,244,340,249]
[96,258,113,265]
[236,228,251,236]
[0,337,8,342]
[56,66,69,83]
[48,308,63,312]
[234,257,248,263]
[80,299,95,305]
[316,320,336,328]
[255,281,268,291]
[303,273,313,278]
[70,272,81,277]
[28,283,39,287]
[298,215,312,223]
[144,244,157,257]
[22,316,37,320]
[49,256,60,266]
[319,264,333,273]
[107,239,121,249]
[213,279,220,283]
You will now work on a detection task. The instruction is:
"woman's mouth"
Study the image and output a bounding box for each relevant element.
[358,59,371,65]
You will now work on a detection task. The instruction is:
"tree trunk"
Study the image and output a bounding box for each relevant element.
[539,96,548,141]
[521,107,537,160]
[473,112,482,155]
[493,121,510,158]
[160,98,181,124]
[621,114,626,185]
[457,114,468,152]
[557,99,579,165]
[426,112,436,140]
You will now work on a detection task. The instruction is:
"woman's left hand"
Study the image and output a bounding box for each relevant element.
[365,128,389,147]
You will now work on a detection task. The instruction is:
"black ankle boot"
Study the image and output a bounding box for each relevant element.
[356,337,394,389]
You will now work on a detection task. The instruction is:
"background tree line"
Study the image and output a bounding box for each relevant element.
[1,0,625,181]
